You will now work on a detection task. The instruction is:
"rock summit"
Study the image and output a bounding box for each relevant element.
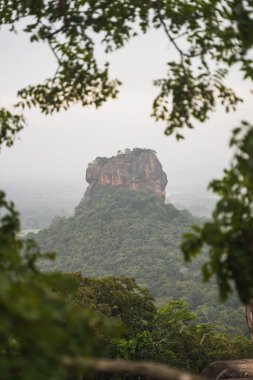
[83,148,168,203]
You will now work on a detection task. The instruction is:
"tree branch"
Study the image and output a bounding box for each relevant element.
[48,40,61,65]
[200,333,206,345]
[62,357,206,380]
[154,1,186,64]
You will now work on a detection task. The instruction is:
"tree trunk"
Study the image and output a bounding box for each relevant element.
[245,301,253,341]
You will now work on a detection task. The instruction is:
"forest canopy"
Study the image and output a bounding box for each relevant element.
[32,186,248,336]
[1,0,253,378]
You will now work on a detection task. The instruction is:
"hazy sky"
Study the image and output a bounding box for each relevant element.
[1,25,252,196]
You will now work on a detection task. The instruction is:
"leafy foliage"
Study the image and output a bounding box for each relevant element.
[182,122,253,304]
[0,191,120,380]
[2,1,253,377]
[55,274,253,374]
[1,0,253,137]
[0,108,26,148]
[33,186,200,293]
[33,186,247,335]
[148,301,253,371]
[69,273,156,337]
[115,299,253,373]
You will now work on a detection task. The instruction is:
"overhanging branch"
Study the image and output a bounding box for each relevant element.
[63,357,206,380]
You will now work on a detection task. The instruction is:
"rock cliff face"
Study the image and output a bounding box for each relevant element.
[82,148,167,204]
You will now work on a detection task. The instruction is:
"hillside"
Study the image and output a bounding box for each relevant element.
[36,186,196,293]
[32,149,246,335]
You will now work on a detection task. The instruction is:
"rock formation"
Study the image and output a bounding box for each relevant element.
[81,148,167,205]
[203,360,253,379]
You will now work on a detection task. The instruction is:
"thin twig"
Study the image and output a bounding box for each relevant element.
[154,1,187,64]
[46,26,65,39]
[200,333,206,345]
[48,39,61,65]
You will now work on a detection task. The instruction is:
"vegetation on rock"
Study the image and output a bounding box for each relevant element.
[32,186,247,336]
